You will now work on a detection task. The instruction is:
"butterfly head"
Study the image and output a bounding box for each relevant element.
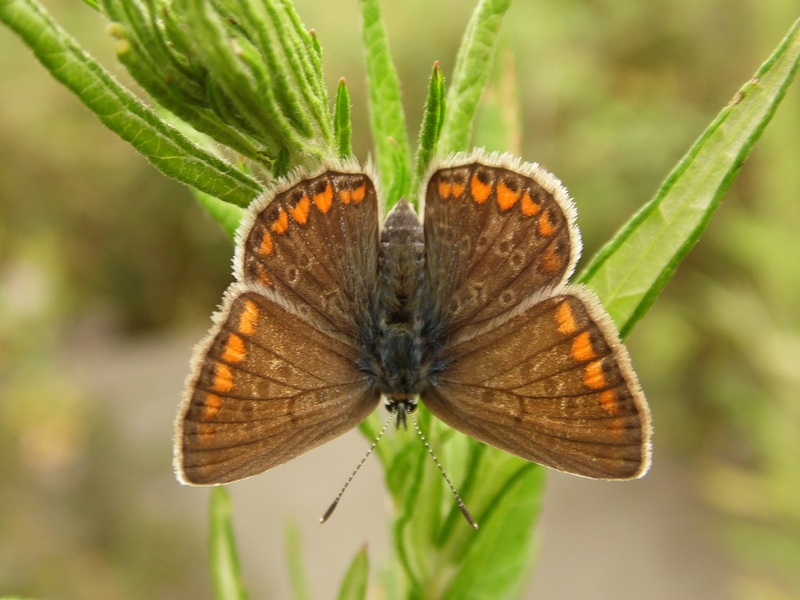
[384,396,418,430]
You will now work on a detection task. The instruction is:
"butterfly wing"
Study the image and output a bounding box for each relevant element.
[236,165,380,340]
[421,153,651,479]
[422,289,651,479]
[176,165,383,485]
[176,285,380,485]
[423,154,580,336]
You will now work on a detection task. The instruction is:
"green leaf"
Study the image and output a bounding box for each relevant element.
[100,0,333,169]
[473,48,521,155]
[105,5,269,164]
[336,546,369,600]
[285,521,312,600]
[209,487,250,600]
[579,18,800,338]
[0,0,261,208]
[193,189,246,241]
[183,0,305,156]
[412,61,446,201]
[335,78,354,158]
[442,465,545,600]
[359,0,411,207]
[438,0,513,155]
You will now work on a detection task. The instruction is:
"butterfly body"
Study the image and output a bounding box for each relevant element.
[363,199,445,408]
[175,151,652,486]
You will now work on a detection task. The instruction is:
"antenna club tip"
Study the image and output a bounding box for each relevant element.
[320,498,340,524]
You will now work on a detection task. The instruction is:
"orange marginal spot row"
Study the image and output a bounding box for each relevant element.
[470,174,492,203]
[555,300,578,335]
[271,208,289,234]
[446,174,544,218]
[538,210,555,236]
[496,181,520,211]
[571,331,596,362]
[598,389,619,415]
[221,333,246,363]
[340,182,366,205]
[541,244,562,273]
[203,393,222,419]
[438,180,466,199]
[313,183,333,213]
[584,359,608,390]
[198,422,215,441]
[521,191,541,216]
[256,266,272,287]
[239,300,259,335]
[268,181,365,234]
[260,231,274,256]
[289,196,311,225]
[212,363,234,393]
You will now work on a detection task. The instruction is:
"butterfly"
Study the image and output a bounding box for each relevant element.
[174,150,652,487]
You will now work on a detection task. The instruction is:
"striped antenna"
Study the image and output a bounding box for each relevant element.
[408,411,478,530]
[320,411,393,524]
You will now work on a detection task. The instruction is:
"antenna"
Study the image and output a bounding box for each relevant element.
[320,412,393,524]
[408,412,478,530]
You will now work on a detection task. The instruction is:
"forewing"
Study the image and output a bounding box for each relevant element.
[422,288,651,479]
[236,165,380,340]
[424,152,580,335]
[176,285,380,485]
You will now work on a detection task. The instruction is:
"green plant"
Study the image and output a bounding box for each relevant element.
[1,0,798,598]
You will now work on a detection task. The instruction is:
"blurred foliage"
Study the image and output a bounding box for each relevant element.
[1,0,799,598]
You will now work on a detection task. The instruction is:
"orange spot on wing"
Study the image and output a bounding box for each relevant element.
[555,301,578,335]
[538,210,555,236]
[451,182,465,198]
[541,244,562,273]
[197,422,215,444]
[313,183,333,213]
[470,174,492,203]
[351,183,366,203]
[239,300,259,335]
[521,191,541,216]
[271,208,289,234]
[221,333,245,363]
[584,360,608,390]
[598,389,619,415]
[289,196,311,224]
[212,363,234,393]
[571,331,596,362]
[259,231,273,256]
[203,393,222,419]
[438,180,452,199]
[256,266,271,286]
[496,181,520,211]
[340,189,352,204]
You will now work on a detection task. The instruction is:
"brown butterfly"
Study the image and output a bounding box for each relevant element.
[174,150,652,488]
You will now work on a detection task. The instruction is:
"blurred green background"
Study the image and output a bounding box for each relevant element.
[1,0,799,598]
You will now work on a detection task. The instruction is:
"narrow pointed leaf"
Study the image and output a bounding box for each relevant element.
[336,546,369,600]
[442,465,545,600]
[209,487,250,600]
[335,78,354,158]
[285,522,312,600]
[359,0,411,207]
[412,61,446,199]
[580,19,800,337]
[0,0,261,208]
[473,48,521,155]
[193,190,246,241]
[438,0,513,155]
